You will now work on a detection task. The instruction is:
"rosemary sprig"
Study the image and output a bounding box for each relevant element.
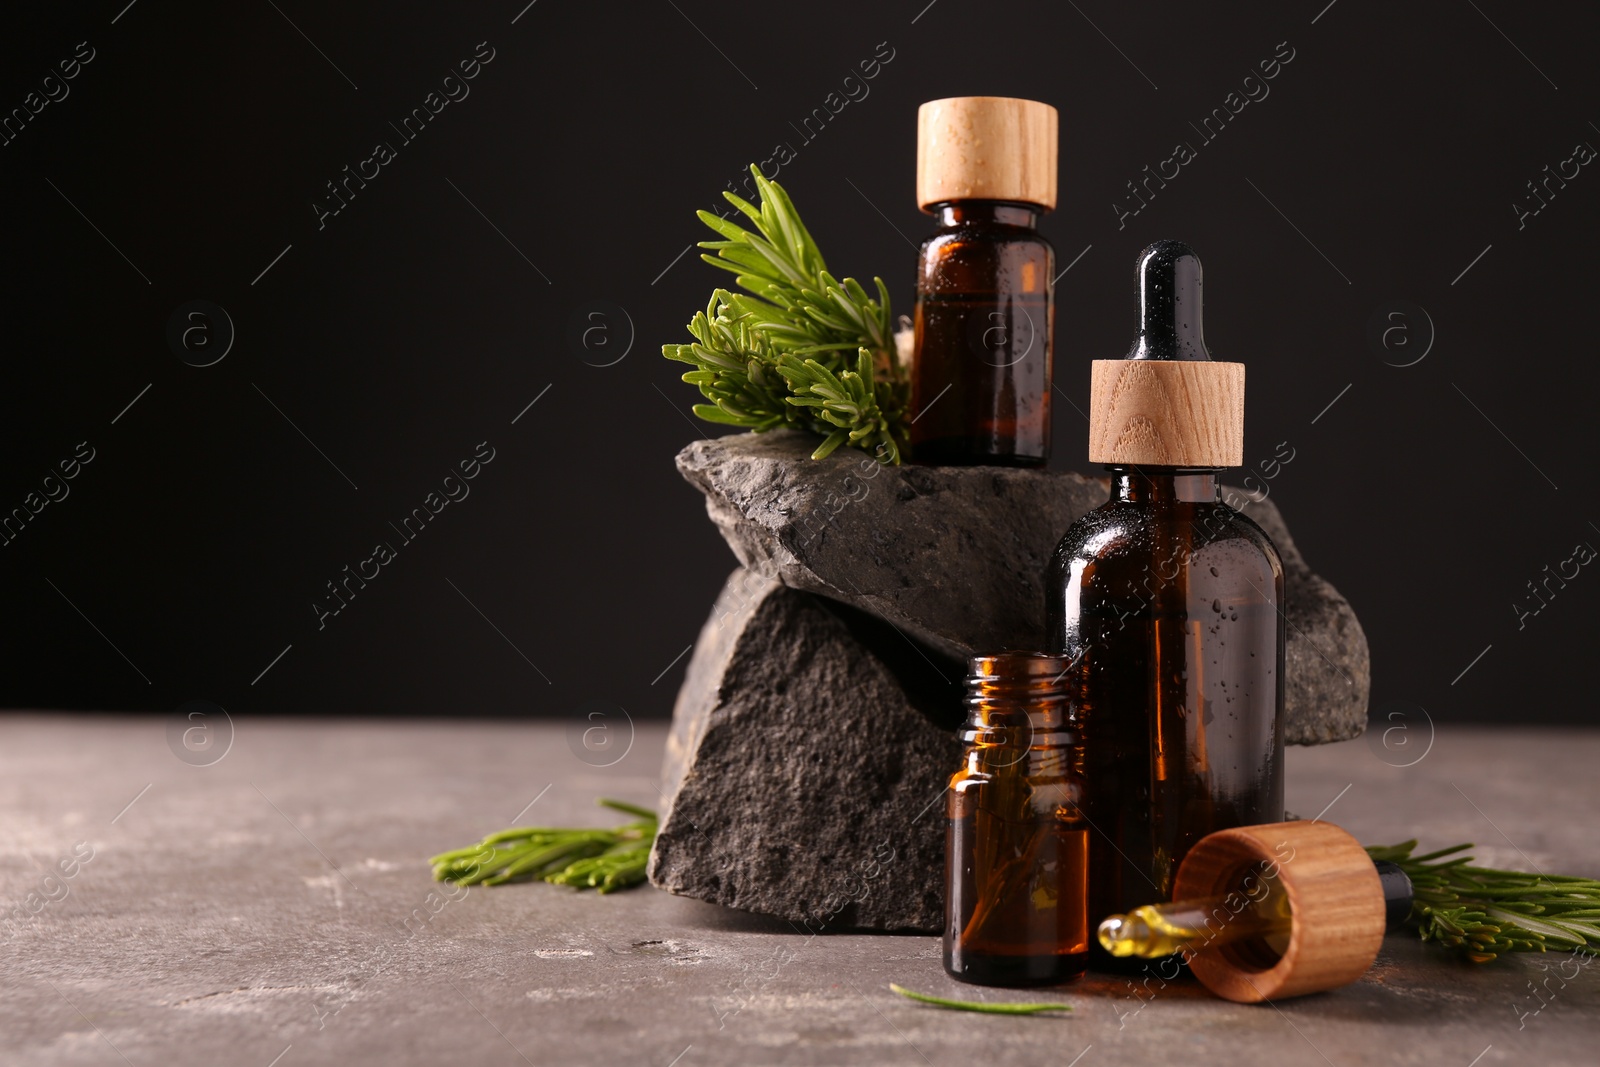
[889,983,1073,1016]
[1367,840,1600,963]
[663,165,909,464]
[431,798,656,893]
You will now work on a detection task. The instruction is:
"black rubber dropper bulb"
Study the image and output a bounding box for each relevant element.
[1128,239,1211,362]
[1375,860,1415,929]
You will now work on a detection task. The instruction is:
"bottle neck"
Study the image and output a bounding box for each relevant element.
[934,200,1041,229]
[1106,467,1220,504]
[965,697,1072,733]
[961,701,1076,753]
[963,651,1076,741]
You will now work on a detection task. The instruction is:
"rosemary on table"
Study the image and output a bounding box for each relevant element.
[1367,840,1600,963]
[430,798,656,893]
[889,983,1072,1016]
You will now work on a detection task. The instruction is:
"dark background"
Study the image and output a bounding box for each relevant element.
[2,1,1594,725]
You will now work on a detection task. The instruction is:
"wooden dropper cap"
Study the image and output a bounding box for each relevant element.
[1087,241,1245,467]
[916,97,1058,211]
[1173,820,1388,1003]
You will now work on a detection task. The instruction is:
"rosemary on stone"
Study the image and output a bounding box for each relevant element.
[1367,840,1600,963]
[662,164,909,464]
[889,983,1073,1016]
[430,799,656,893]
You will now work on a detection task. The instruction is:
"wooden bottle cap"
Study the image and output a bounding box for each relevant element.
[916,97,1058,211]
[1173,820,1386,1003]
[1087,359,1244,466]
[1087,241,1244,467]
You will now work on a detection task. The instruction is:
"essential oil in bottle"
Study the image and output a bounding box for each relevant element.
[945,652,1089,986]
[910,96,1058,466]
[1045,241,1286,949]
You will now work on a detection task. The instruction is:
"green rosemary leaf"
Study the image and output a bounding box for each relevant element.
[695,211,755,242]
[718,189,768,232]
[1408,843,1475,864]
[598,799,657,820]
[696,252,753,278]
[484,838,609,886]
[873,277,893,337]
[691,404,756,426]
[888,984,1073,1016]
[811,429,848,460]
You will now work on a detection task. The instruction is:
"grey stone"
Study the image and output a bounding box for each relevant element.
[675,430,1370,745]
[649,568,960,933]
[675,430,1106,664]
[1228,494,1372,745]
[653,435,1374,929]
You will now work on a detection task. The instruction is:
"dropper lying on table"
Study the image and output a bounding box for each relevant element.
[1098,857,1413,959]
[1093,821,1417,1003]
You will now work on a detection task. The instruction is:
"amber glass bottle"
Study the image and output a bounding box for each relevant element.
[910,97,1058,466]
[945,652,1089,986]
[1045,241,1284,944]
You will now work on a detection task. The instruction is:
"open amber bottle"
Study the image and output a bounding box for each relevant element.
[945,652,1089,986]
[1045,241,1285,948]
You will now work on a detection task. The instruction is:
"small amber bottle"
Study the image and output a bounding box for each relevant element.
[1045,241,1285,946]
[945,652,1089,986]
[910,97,1058,466]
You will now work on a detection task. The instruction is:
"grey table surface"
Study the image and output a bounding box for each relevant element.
[1,715,1596,1067]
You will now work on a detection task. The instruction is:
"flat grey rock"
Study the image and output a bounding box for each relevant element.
[676,430,1107,664]
[1227,493,1372,745]
[649,568,959,932]
[676,431,1369,744]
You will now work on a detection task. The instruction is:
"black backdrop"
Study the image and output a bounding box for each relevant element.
[3,1,1595,726]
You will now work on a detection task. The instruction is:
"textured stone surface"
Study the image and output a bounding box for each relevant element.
[676,430,1107,663]
[650,568,960,932]
[676,430,1370,744]
[1229,494,1372,744]
[2,715,1598,1067]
